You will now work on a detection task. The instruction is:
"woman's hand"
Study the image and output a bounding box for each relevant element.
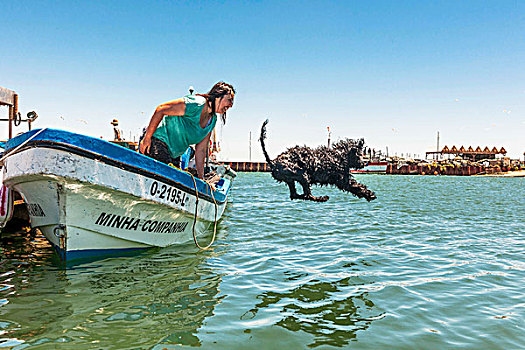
[205,179,217,192]
[139,136,151,154]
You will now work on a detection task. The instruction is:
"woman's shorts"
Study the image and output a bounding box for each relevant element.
[140,130,180,167]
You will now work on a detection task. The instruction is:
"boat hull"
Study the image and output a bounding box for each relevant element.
[0,183,14,228]
[3,142,230,260]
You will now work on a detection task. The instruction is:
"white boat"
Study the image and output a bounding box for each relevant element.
[353,161,388,174]
[0,147,15,229]
[0,182,14,228]
[1,128,235,261]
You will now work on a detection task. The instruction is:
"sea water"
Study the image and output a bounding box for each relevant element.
[0,174,523,349]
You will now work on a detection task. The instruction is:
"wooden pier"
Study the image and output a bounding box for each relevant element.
[0,86,38,138]
[222,162,271,172]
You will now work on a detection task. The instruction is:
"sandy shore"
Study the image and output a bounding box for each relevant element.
[474,170,525,177]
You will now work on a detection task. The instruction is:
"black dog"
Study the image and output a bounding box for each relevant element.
[259,120,376,202]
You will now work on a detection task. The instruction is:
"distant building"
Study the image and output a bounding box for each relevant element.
[426,145,506,161]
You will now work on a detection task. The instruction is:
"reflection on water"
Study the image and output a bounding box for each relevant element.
[0,229,224,349]
[250,271,384,348]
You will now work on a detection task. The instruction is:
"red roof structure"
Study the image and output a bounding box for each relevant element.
[438,145,506,154]
[429,145,507,160]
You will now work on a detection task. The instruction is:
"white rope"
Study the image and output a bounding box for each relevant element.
[189,173,218,250]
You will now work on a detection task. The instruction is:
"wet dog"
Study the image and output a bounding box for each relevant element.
[259,120,376,202]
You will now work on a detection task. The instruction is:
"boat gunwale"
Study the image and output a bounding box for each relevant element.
[5,141,228,205]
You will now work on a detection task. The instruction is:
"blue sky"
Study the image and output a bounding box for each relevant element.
[1,0,524,160]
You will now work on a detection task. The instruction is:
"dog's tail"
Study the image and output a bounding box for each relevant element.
[259,119,274,170]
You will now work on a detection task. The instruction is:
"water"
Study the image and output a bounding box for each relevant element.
[0,174,524,349]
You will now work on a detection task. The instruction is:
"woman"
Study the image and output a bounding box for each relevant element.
[139,82,235,179]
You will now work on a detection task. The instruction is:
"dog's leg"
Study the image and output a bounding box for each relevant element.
[346,179,377,202]
[286,181,300,200]
[287,180,318,201]
[298,179,329,202]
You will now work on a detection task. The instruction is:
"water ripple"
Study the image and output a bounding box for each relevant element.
[0,174,523,349]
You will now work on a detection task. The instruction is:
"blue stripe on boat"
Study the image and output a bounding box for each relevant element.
[66,247,149,261]
[6,128,227,202]
[47,239,150,263]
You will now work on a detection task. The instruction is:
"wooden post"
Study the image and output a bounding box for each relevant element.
[13,94,18,117]
[0,87,16,139]
[8,105,13,139]
[12,94,19,139]
[10,94,16,139]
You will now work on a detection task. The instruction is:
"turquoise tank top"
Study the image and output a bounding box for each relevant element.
[153,95,217,158]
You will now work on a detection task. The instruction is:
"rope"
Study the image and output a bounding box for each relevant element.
[188,172,218,250]
[0,128,48,165]
[166,162,218,249]
[13,112,22,126]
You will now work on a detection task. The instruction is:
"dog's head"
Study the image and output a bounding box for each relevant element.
[329,138,376,201]
[331,138,366,171]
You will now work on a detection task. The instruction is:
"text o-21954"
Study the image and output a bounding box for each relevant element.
[150,181,188,206]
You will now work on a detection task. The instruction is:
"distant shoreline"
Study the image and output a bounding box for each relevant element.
[474,170,525,177]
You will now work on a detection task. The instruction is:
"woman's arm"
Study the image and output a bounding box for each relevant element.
[139,98,186,154]
[195,131,212,179]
